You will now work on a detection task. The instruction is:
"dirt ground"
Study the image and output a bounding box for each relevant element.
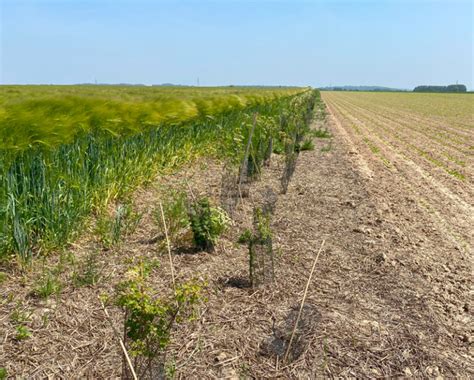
[0,98,472,378]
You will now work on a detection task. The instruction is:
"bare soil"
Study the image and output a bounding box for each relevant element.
[0,98,472,378]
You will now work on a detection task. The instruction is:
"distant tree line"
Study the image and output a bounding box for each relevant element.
[414,84,467,93]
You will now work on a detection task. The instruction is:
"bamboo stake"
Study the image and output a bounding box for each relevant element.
[159,201,176,291]
[100,299,138,380]
[185,179,198,203]
[283,239,325,363]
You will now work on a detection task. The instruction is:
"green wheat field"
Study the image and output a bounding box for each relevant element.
[0,85,315,260]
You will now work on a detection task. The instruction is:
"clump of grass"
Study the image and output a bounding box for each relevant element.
[155,190,189,246]
[380,156,392,168]
[32,270,62,299]
[364,138,380,154]
[298,139,315,152]
[72,251,102,287]
[15,325,31,340]
[10,302,32,341]
[96,202,141,248]
[447,169,465,181]
[312,128,332,139]
[10,302,32,325]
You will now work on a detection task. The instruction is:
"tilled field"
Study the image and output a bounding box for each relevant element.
[321,91,473,376]
[322,91,473,252]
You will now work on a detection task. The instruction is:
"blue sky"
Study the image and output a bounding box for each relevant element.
[1,0,472,89]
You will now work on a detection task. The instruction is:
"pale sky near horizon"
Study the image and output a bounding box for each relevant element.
[1,0,473,89]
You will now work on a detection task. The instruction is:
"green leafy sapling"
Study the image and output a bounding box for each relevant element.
[188,198,230,251]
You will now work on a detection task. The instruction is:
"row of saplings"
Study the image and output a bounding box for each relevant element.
[111,91,319,379]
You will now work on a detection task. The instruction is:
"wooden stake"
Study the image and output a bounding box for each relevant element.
[159,201,176,291]
[100,299,138,380]
[283,239,325,363]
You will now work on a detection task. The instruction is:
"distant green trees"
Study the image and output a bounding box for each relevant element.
[414,84,467,93]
